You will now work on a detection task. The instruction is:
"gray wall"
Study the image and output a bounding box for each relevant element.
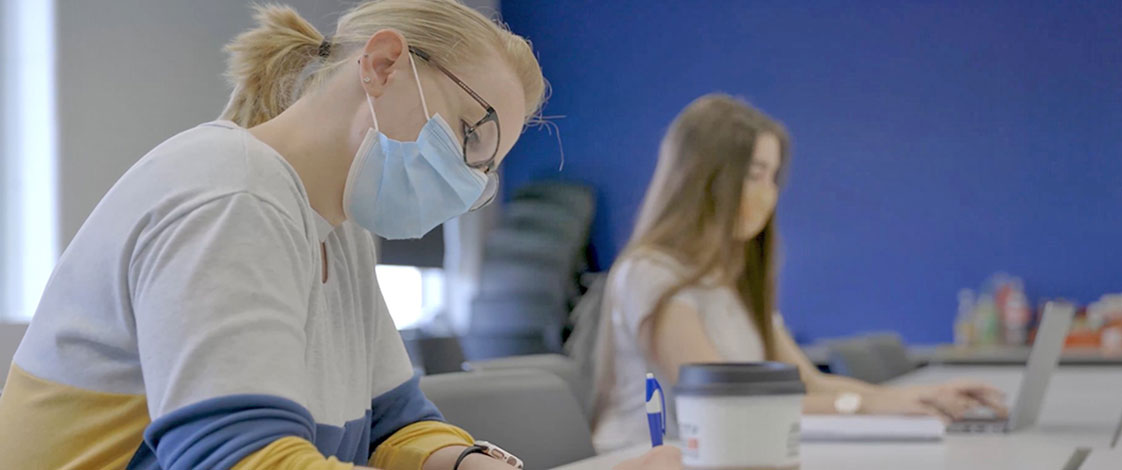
[53,0,500,333]
[56,0,348,245]
[57,0,502,247]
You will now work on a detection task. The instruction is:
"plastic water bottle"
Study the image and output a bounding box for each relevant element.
[974,294,1001,346]
[955,289,976,347]
[1002,285,1030,346]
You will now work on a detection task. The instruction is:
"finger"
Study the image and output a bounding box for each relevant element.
[959,388,1009,416]
[917,402,954,424]
[648,445,682,460]
[974,393,1009,417]
[951,395,982,419]
[924,394,976,421]
[953,381,1007,399]
[899,396,951,422]
[643,446,683,469]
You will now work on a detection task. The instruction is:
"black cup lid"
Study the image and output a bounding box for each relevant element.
[674,362,806,396]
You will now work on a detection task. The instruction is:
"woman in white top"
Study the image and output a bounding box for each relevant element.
[591,94,1007,452]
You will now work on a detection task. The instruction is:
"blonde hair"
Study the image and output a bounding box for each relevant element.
[221,0,546,128]
[591,93,791,426]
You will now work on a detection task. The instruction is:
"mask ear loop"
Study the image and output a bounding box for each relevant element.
[365,93,380,133]
[407,52,431,120]
[361,56,381,133]
[362,51,429,132]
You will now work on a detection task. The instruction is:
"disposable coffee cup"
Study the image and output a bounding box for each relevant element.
[674,362,806,470]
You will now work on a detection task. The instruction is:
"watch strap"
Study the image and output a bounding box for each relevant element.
[453,445,487,470]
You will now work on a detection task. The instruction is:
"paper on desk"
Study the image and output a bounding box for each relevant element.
[800,415,945,442]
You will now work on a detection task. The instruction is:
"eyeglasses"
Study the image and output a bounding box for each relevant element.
[408,46,500,210]
[409,46,501,173]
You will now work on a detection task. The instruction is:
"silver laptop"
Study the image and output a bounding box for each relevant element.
[948,301,1076,433]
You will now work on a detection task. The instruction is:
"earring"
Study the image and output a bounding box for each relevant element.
[363,77,371,83]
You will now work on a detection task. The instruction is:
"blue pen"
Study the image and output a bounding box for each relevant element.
[645,372,666,447]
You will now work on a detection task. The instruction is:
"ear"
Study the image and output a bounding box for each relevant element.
[358,29,409,98]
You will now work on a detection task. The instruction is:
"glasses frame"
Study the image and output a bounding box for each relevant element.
[408,46,500,174]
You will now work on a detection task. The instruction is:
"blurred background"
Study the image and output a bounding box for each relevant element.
[2,0,1120,373]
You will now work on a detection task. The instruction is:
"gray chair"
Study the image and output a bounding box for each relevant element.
[421,369,596,469]
[469,295,567,336]
[413,336,469,375]
[459,333,553,361]
[562,274,607,420]
[465,354,590,420]
[483,228,576,274]
[826,338,896,384]
[476,260,571,303]
[865,333,917,379]
[466,294,569,358]
[500,201,588,249]
[511,182,595,228]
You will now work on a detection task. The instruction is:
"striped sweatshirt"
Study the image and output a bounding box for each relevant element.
[0,121,470,469]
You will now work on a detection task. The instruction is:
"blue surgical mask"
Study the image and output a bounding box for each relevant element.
[343,53,488,240]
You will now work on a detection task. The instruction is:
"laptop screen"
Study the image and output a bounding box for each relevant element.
[1007,301,1076,431]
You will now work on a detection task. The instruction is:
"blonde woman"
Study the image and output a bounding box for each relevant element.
[591,94,1007,452]
[0,1,547,469]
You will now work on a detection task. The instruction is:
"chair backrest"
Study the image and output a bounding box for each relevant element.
[482,230,575,273]
[465,354,590,421]
[864,333,916,379]
[827,338,895,384]
[469,295,567,336]
[467,295,565,355]
[413,336,468,375]
[562,274,607,419]
[500,202,588,246]
[511,182,595,227]
[459,333,552,361]
[0,323,29,390]
[421,369,596,469]
[476,260,572,302]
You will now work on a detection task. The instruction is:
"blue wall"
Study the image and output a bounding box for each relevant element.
[500,0,1122,343]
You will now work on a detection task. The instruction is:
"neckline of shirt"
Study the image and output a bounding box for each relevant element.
[211,120,338,244]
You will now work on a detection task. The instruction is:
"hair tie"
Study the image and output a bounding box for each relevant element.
[317,38,332,58]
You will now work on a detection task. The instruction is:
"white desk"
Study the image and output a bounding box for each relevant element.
[1081,449,1122,469]
[888,366,1122,448]
[553,366,1122,470]
[802,344,1122,367]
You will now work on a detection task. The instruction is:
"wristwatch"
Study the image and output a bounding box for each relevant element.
[834,392,863,415]
[453,441,524,470]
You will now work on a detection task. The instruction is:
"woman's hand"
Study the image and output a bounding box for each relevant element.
[613,446,682,470]
[864,380,1007,422]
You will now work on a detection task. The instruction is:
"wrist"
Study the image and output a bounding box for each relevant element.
[422,446,468,470]
[441,441,522,470]
[834,391,863,415]
[455,452,493,470]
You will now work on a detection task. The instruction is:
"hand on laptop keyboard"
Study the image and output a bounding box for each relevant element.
[895,380,1008,421]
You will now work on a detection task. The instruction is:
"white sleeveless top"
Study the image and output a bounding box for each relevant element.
[593,250,766,452]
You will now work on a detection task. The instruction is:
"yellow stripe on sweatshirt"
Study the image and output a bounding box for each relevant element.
[0,363,149,470]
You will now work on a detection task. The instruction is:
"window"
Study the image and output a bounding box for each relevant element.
[375,265,446,329]
[2,0,59,322]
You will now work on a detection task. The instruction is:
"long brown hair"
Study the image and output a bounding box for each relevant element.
[626,93,790,355]
[589,94,791,428]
